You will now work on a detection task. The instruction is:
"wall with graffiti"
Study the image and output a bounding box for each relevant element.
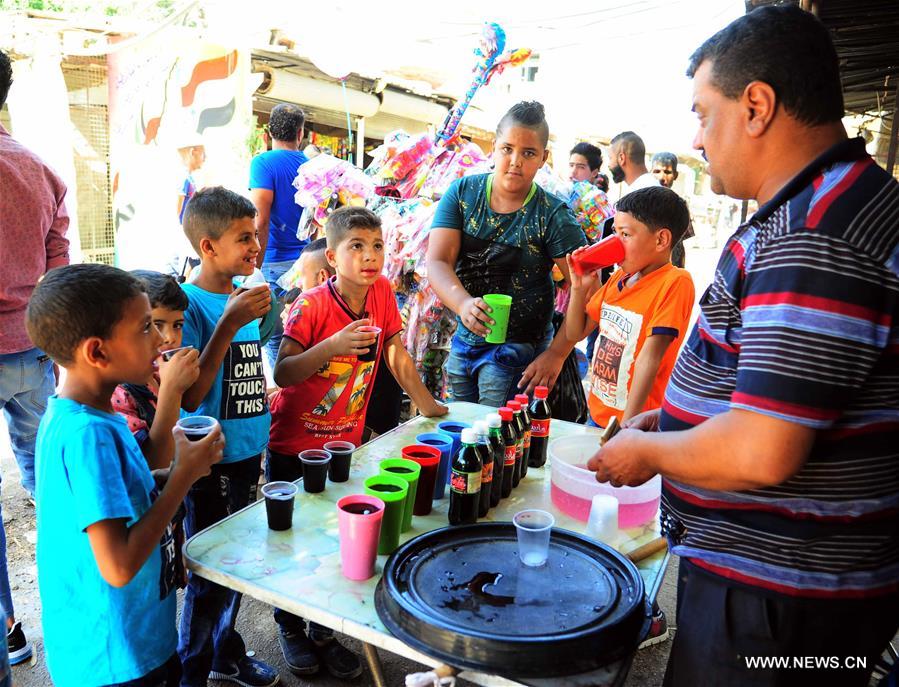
[108,25,255,272]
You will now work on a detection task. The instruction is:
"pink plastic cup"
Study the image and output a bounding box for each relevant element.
[336,494,386,581]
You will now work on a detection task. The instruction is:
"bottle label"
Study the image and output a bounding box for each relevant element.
[504,445,516,467]
[523,429,532,450]
[515,442,523,460]
[531,418,551,438]
[451,469,481,495]
[481,461,493,484]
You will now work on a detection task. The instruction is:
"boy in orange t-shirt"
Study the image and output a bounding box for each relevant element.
[565,187,694,428]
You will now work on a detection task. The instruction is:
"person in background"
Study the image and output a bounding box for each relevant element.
[650,151,679,190]
[608,131,658,191]
[650,152,693,268]
[568,141,604,186]
[428,101,588,405]
[595,173,610,193]
[111,271,200,469]
[590,7,899,685]
[249,103,310,368]
[176,142,206,226]
[0,48,70,665]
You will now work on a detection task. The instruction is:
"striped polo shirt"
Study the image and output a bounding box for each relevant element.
[659,137,899,599]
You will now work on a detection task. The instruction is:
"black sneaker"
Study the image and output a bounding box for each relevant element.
[278,627,319,676]
[209,655,279,687]
[7,621,32,665]
[316,639,363,680]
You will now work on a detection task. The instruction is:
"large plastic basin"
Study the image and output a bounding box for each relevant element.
[549,435,661,528]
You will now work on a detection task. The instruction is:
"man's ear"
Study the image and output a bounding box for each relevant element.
[316,268,330,285]
[541,149,549,164]
[325,247,338,268]
[672,170,679,181]
[742,81,777,138]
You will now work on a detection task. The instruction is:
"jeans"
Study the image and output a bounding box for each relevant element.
[178,455,262,686]
[266,449,334,642]
[104,654,181,687]
[0,348,54,622]
[0,347,54,497]
[261,260,295,370]
[663,558,899,687]
[446,328,552,408]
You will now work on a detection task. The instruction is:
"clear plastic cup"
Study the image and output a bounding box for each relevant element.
[513,509,555,567]
[176,415,219,441]
[261,481,298,531]
[586,494,619,547]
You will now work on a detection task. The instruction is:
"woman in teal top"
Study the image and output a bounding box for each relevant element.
[428,101,587,406]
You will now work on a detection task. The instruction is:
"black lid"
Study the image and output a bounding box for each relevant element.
[375,523,649,679]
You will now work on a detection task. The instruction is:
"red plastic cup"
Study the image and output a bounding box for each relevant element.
[570,234,626,275]
[401,445,441,516]
[337,494,385,581]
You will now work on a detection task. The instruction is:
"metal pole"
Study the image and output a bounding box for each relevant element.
[356,117,366,169]
[362,642,386,687]
[886,81,899,178]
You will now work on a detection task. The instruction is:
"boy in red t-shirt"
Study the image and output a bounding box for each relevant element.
[565,186,695,429]
[267,206,447,678]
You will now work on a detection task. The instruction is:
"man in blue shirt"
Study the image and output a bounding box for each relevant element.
[249,103,309,366]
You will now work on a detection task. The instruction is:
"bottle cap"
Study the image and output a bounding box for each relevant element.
[473,420,489,436]
[460,428,479,445]
[507,400,521,411]
[486,413,502,428]
[515,393,529,405]
[498,407,513,421]
[535,385,549,399]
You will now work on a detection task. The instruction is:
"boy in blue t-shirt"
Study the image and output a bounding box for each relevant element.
[178,186,279,687]
[28,264,223,687]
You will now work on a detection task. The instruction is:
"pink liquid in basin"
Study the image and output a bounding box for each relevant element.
[551,482,660,528]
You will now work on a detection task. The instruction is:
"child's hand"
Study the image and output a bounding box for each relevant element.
[328,319,377,357]
[460,296,493,337]
[158,347,200,394]
[566,249,599,293]
[171,423,224,484]
[420,400,449,418]
[223,285,271,330]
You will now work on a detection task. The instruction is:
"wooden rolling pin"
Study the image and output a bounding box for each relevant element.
[625,535,668,563]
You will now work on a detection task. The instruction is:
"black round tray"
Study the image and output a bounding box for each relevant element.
[375,522,650,679]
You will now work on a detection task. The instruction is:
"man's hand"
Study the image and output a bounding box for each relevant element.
[158,347,200,394]
[621,408,661,432]
[460,296,493,337]
[222,285,271,330]
[586,429,657,487]
[419,400,449,418]
[565,249,600,293]
[518,348,566,394]
[170,424,224,484]
[328,319,377,357]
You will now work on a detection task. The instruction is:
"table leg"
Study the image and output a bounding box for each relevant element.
[363,642,387,687]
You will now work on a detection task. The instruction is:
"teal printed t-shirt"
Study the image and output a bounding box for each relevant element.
[432,173,587,344]
[182,282,271,463]
[36,397,177,687]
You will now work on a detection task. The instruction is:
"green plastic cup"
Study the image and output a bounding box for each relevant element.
[379,458,421,533]
[364,474,409,554]
[483,293,512,344]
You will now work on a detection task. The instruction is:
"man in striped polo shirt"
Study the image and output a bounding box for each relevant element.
[589,6,899,686]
